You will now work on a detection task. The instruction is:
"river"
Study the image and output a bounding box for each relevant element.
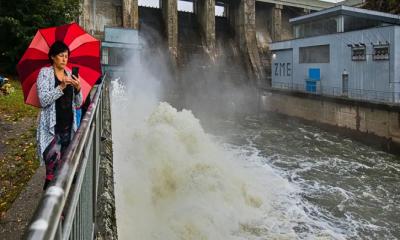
[208,113,400,239]
[111,78,399,239]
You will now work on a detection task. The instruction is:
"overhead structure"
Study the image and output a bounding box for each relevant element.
[256,0,364,11]
[271,5,400,103]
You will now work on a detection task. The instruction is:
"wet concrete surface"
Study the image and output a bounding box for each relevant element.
[0,166,45,240]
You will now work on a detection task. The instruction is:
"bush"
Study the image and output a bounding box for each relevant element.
[0,0,81,74]
[364,0,400,14]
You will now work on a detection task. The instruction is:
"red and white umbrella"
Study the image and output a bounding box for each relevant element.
[17,22,102,107]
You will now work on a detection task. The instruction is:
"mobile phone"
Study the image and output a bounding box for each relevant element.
[72,67,79,78]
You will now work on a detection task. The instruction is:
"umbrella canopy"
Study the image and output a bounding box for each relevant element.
[17,22,101,107]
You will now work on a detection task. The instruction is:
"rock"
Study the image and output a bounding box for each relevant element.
[0,76,8,87]
[0,83,15,95]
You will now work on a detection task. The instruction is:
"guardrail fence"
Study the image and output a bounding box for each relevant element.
[270,81,400,104]
[24,75,109,240]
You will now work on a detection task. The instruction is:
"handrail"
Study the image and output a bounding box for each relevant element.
[267,81,400,104]
[24,74,107,240]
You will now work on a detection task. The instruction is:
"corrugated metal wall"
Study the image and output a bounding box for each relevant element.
[271,25,400,101]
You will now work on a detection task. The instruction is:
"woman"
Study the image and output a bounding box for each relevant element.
[36,41,83,189]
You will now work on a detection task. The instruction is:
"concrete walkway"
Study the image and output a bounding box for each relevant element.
[0,166,45,240]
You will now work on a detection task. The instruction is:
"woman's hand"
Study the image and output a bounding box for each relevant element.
[59,76,71,90]
[70,75,81,92]
[58,75,81,91]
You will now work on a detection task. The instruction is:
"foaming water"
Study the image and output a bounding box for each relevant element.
[111,80,399,239]
[214,115,400,239]
[113,93,286,238]
[111,79,347,239]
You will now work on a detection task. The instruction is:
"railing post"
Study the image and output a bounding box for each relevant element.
[56,222,62,240]
[25,75,107,240]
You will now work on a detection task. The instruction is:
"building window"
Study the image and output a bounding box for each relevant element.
[351,46,366,61]
[178,0,193,12]
[299,45,330,63]
[107,48,123,66]
[293,17,337,39]
[102,48,109,65]
[139,0,160,8]
[215,5,225,16]
[373,44,389,61]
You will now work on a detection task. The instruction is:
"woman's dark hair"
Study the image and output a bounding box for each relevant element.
[48,41,70,64]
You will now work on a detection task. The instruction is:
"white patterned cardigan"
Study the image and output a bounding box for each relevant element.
[36,66,82,164]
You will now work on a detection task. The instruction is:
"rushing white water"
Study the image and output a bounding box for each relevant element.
[112,88,284,238]
[111,76,359,239]
[216,115,400,239]
[109,39,399,239]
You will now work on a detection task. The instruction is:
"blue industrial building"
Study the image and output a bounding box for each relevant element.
[270,5,400,103]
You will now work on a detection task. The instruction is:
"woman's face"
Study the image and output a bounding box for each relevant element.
[52,51,68,70]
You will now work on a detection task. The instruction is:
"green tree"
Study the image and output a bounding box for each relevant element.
[364,0,400,14]
[0,0,81,73]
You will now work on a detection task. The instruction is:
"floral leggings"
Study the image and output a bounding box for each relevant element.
[42,127,71,190]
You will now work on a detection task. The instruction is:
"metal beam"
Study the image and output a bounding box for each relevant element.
[256,0,335,10]
[181,0,364,11]
[255,0,363,11]
[290,5,400,25]
[342,0,365,7]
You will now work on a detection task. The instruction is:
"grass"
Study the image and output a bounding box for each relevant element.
[0,77,39,213]
[0,79,38,120]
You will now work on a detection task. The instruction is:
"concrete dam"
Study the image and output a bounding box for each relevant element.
[80,0,329,80]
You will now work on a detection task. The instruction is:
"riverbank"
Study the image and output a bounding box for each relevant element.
[259,88,400,154]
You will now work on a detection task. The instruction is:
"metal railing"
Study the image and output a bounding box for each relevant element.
[270,81,400,104]
[24,74,108,240]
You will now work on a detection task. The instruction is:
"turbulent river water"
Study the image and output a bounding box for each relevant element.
[111,80,400,240]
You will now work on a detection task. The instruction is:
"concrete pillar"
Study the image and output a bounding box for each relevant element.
[228,0,257,51]
[227,1,240,47]
[161,0,178,58]
[79,0,94,34]
[122,0,139,29]
[271,4,283,41]
[195,0,216,49]
[80,0,122,38]
[337,15,344,33]
[228,0,263,80]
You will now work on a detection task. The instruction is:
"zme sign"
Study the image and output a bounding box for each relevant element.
[274,63,291,76]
